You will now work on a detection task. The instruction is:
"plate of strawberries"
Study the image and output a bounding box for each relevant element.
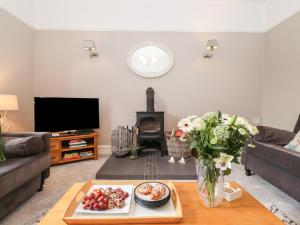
[75,185,133,214]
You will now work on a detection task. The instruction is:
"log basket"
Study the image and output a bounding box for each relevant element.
[166,136,191,159]
[111,126,132,157]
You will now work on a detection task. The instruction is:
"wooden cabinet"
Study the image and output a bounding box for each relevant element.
[50,140,60,151]
[50,133,98,165]
[50,151,61,163]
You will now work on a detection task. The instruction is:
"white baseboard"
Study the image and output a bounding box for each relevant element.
[98,145,111,156]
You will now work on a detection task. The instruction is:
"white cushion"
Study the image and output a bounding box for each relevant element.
[285,131,300,152]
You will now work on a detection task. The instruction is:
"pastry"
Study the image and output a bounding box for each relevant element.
[137,183,153,195]
[150,184,165,200]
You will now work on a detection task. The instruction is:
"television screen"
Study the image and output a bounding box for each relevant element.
[34,97,99,132]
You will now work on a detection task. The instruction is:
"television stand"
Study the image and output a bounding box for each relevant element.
[76,129,94,135]
[50,133,98,165]
[51,129,95,137]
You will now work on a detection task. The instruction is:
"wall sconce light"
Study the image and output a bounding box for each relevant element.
[83,40,98,58]
[203,39,218,58]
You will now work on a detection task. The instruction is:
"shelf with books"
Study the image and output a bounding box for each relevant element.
[61,145,95,152]
[62,150,94,161]
[50,133,98,165]
[52,156,95,165]
[61,156,94,163]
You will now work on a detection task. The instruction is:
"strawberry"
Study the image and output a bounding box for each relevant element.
[89,193,96,199]
[102,203,108,210]
[98,196,104,202]
[93,203,100,210]
[90,199,96,205]
[84,200,90,207]
[103,197,109,204]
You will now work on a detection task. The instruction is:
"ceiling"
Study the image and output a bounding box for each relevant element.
[0,0,300,32]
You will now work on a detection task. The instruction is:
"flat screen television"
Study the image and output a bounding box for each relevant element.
[34,97,99,132]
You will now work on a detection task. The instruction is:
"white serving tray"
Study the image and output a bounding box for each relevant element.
[63,180,183,224]
[75,185,133,214]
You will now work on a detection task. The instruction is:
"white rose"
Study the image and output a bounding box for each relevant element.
[192,118,206,131]
[235,117,249,126]
[247,125,259,135]
[202,112,218,122]
[238,128,247,135]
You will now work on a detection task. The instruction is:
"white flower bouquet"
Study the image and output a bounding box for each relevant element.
[178,112,258,206]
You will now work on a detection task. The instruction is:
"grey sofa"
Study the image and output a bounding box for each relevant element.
[0,132,51,219]
[242,116,300,202]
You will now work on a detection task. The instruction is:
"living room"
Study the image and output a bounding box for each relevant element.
[0,0,299,224]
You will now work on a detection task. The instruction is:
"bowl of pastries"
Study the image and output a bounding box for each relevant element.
[134,182,171,208]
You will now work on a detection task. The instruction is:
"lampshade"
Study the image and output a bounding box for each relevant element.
[0,95,19,111]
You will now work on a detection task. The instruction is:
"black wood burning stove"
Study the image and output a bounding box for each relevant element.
[136,88,165,156]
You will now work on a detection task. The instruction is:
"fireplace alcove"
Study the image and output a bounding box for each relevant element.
[136,111,165,156]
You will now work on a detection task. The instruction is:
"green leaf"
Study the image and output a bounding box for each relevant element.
[223,168,231,176]
[209,144,226,150]
[210,137,218,145]
[203,134,209,147]
[230,115,237,125]
[190,141,198,149]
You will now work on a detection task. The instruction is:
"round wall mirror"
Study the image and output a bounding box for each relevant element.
[127,42,174,78]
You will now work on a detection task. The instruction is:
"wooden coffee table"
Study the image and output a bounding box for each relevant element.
[38,181,283,225]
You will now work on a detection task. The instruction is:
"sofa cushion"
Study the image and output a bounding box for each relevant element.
[1,132,51,153]
[0,152,50,199]
[3,136,44,158]
[249,141,300,178]
[294,114,300,133]
[254,126,295,146]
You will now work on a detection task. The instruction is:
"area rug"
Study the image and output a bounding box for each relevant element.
[269,204,298,225]
[96,149,197,180]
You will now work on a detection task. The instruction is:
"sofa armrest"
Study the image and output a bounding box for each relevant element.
[254,126,295,146]
[1,132,51,152]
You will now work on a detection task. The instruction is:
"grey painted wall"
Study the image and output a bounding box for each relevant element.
[263,12,300,131]
[0,9,35,131]
[35,31,264,144]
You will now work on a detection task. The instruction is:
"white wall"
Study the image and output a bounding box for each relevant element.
[35,31,264,144]
[0,0,36,27]
[0,9,35,131]
[265,0,300,31]
[263,11,300,131]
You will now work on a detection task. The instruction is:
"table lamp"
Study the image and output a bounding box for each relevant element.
[0,94,19,131]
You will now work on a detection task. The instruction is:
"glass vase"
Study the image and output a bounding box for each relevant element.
[197,160,224,207]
